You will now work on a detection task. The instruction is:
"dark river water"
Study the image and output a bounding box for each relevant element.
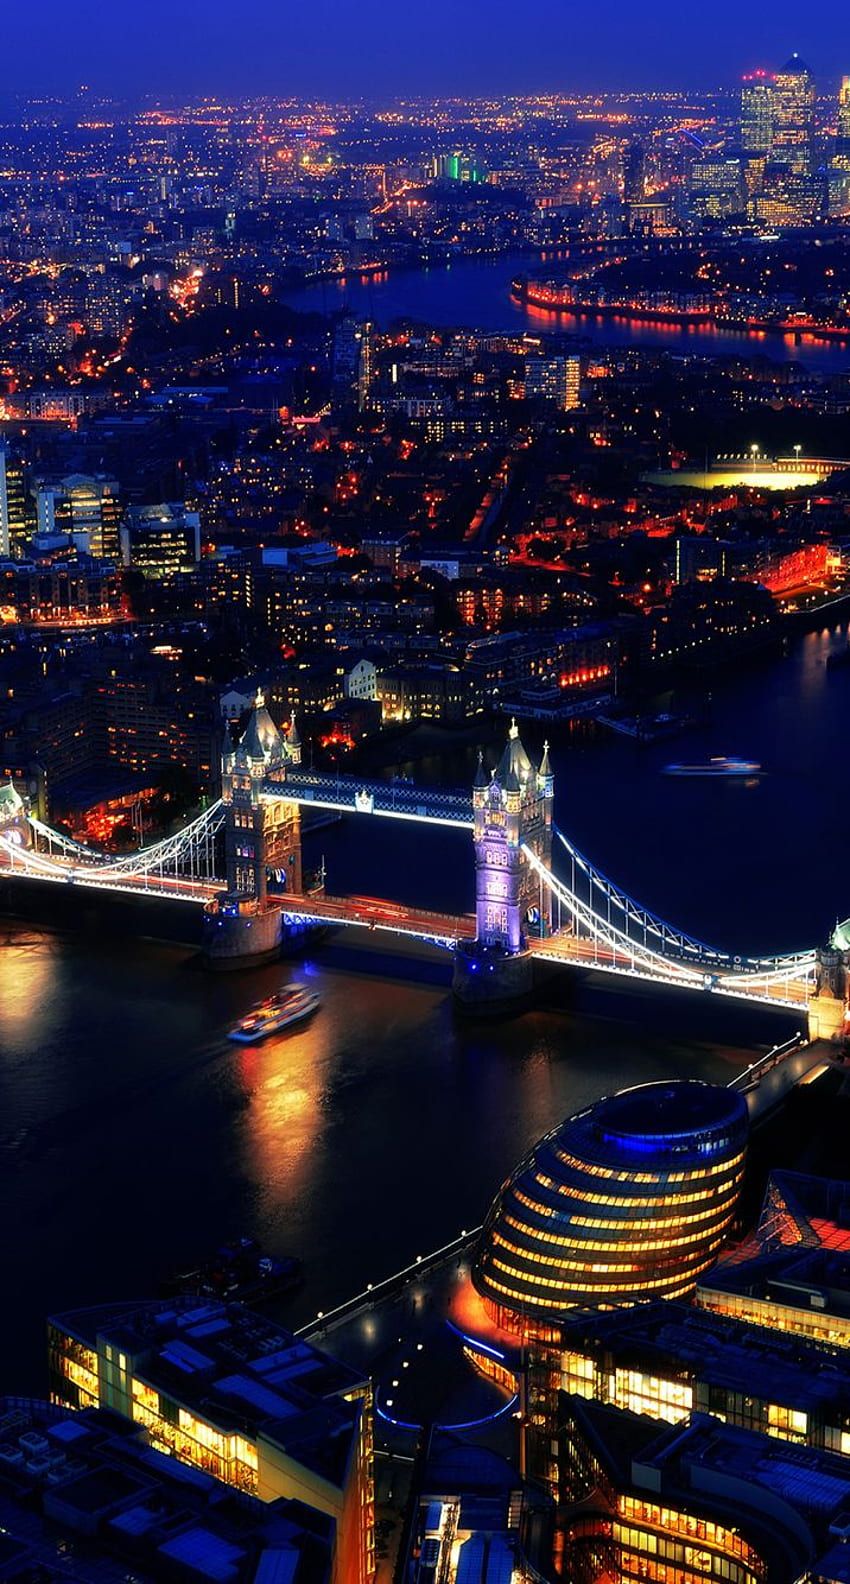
[3,622,850,1391]
[283,251,850,372]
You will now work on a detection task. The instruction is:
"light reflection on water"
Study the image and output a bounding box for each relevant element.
[0,929,752,1391]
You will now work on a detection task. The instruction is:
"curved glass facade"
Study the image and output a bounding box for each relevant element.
[473,1081,748,1329]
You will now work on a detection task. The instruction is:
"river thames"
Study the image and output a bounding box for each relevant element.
[283,251,850,372]
[4,622,850,1390]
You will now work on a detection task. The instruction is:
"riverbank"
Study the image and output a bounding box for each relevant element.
[281,251,850,371]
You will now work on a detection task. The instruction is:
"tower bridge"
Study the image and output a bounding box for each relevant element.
[0,697,844,1035]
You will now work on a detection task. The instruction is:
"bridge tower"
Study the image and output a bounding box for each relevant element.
[205,693,306,967]
[455,722,554,1011]
[813,923,850,1040]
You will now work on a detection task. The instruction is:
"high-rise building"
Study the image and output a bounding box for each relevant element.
[690,156,746,218]
[835,75,850,169]
[0,438,29,558]
[523,355,581,410]
[740,70,774,154]
[34,474,122,562]
[772,53,817,175]
[623,141,646,202]
[357,321,374,412]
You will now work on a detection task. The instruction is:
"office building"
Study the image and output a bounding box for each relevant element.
[527,1299,850,1485]
[120,502,201,581]
[0,438,29,557]
[48,1297,375,1584]
[698,1170,850,1349]
[690,157,746,219]
[772,54,817,175]
[473,1082,748,1334]
[741,71,774,154]
[560,1401,850,1584]
[834,75,850,167]
[0,1395,337,1584]
[35,474,122,562]
[623,141,646,202]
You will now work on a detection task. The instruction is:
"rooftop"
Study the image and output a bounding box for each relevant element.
[0,1396,334,1584]
[557,1299,850,1412]
[51,1299,367,1491]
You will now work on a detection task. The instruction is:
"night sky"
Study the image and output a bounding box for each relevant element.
[2,0,849,98]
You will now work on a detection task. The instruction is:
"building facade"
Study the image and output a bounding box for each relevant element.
[48,1297,375,1584]
[473,1081,748,1334]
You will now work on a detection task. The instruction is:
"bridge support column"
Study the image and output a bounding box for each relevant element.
[810,938,850,1042]
[453,726,552,1014]
[203,692,310,969]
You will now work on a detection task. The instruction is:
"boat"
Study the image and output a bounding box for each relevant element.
[662,756,762,779]
[162,1237,303,1305]
[228,984,320,1043]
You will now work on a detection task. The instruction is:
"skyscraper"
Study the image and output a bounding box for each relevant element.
[772,54,816,175]
[836,75,850,168]
[0,439,28,558]
[523,355,581,410]
[740,70,774,154]
[623,140,646,202]
[357,321,374,412]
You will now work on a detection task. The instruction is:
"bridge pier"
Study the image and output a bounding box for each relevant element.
[452,942,535,1013]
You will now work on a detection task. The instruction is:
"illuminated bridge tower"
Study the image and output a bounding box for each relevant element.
[454,722,554,1010]
[205,692,306,967]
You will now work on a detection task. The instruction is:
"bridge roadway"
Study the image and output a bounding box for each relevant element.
[0,847,812,1008]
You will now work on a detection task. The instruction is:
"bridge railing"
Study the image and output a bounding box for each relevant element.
[10,800,227,893]
[261,770,473,825]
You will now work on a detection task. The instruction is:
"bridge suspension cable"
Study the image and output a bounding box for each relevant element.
[527,843,816,1006]
[553,825,816,978]
[0,800,226,897]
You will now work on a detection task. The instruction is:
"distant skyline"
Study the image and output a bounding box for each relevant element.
[2,0,849,100]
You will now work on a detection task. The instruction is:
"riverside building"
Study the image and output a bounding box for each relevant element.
[48,1297,375,1584]
[472,1082,748,1335]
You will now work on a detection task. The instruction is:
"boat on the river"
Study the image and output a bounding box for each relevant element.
[663,756,762,779]
[228,985,320,1043]
[162,1237,303,1305]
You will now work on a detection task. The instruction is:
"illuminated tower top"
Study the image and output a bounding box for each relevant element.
[472,722,554,954]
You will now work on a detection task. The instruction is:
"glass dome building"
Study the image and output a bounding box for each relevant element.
[473,1081,748,1331]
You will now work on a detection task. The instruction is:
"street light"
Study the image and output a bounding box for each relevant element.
[794,444,802,466]
[750,443,760,473]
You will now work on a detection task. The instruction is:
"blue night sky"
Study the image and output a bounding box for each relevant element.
[3,0,849,97]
